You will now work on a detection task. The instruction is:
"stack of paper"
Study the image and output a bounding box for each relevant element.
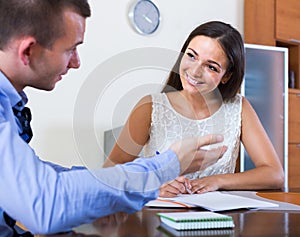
[146,191,279,211]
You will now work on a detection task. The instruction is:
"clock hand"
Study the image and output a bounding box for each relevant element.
[143,14,153,24]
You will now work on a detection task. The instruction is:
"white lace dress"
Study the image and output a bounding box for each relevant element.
[142,93,242,179]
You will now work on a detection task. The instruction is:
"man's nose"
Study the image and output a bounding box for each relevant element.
[68,50,80,69]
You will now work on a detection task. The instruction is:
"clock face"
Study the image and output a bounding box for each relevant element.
[129,0,160,35]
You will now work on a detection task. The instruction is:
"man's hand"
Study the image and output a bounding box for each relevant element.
[170,134,227,175]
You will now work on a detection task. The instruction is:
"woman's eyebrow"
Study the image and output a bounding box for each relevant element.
[187,48,198,56]
[187,47,222,69]
[207,60,222,69]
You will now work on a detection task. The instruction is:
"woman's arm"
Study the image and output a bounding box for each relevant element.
[103,95,152,167]
[190,97,284,193]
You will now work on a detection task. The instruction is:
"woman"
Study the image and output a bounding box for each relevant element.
[103,21,284,197]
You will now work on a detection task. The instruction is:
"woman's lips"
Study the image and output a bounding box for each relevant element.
[186,75,204,86]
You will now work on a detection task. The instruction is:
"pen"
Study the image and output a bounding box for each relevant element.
[156,150,192,194]
[184,178,193,194]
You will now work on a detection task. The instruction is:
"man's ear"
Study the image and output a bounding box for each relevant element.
[18,37,37,66]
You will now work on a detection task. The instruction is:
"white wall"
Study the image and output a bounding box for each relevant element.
[27,0,244,168]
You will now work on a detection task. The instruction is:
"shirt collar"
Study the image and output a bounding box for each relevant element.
[0,70,27,110]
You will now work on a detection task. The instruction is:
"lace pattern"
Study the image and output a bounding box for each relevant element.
[143,93,242,179]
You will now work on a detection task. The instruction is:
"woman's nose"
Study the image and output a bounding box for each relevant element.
[190,62,203,77]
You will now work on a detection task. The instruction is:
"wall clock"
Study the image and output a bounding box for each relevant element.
[128,0,161,35]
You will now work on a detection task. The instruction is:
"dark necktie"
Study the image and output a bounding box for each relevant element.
[2,107,34,236]
[12,106,33,143]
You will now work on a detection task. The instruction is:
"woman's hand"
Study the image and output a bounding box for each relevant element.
[190,176,220,194]
[159,176,191,197]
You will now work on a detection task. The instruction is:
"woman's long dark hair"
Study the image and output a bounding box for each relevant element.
[162,21,245,101]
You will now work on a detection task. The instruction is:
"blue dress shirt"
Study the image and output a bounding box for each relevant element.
[0,71,180,235]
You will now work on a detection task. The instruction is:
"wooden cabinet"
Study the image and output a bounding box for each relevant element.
[276,0,300,42]
[244,0,275,46]
[288,89,300,143]
[288,144,300,188]
[245,0,300,88]
[288,89,300,188]
[245,0,300,188]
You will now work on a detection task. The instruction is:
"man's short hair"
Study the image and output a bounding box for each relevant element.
[0,0,91,50]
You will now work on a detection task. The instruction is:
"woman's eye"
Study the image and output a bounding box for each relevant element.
[208,65,218,72]
[186,52,195,60]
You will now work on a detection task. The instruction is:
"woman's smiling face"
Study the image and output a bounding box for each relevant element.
[179,35,229,96]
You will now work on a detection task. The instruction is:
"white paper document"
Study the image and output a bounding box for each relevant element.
[146,191,279,211]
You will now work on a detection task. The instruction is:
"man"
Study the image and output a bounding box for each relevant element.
[0,0,226,235]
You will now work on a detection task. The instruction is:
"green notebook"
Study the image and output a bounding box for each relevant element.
[158,223,235,237]
[157,211,235,230]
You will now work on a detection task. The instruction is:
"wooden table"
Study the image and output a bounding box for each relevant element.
[258,192,300,205]
[42,191,300,237]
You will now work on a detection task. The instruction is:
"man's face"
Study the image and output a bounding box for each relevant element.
[28,9,86,91]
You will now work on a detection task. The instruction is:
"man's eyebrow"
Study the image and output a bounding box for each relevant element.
[69,41,83,50]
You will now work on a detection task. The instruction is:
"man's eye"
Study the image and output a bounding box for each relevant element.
[69,47,76,53]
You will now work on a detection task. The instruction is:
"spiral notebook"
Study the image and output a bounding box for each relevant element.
[158,223,235,237]
[157,211,235,230]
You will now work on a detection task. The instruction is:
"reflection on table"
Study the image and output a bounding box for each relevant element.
[42,192,300,237]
